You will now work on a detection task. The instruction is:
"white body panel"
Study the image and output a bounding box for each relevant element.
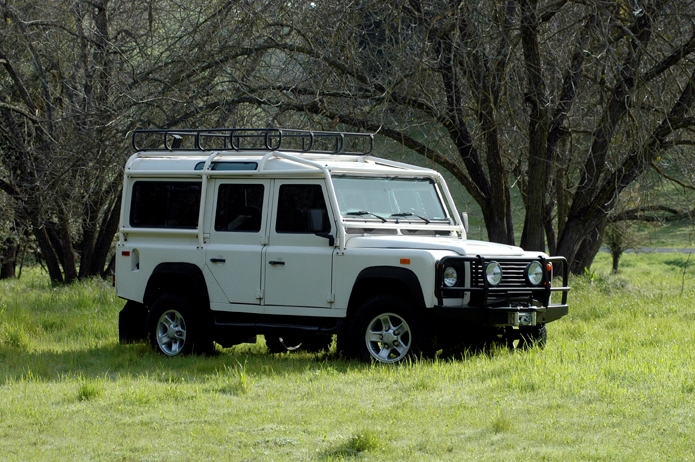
[116,233,204,303]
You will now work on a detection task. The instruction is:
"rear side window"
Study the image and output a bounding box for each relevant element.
[130,181,201,228]
[215,184,264,232]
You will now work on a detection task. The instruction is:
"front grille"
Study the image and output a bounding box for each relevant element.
[471,260,530,288]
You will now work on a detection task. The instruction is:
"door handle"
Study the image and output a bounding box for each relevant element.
[269,261,285,266]
[210,258,226,263]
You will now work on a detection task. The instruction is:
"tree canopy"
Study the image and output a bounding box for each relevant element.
[1,0,695,282]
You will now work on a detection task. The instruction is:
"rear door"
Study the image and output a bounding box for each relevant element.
[263,180,335,311]
[205,179,269,311]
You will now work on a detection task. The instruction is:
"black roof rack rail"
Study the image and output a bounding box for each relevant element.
[131,128,374,155]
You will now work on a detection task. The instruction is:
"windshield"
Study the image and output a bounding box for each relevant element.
[332,176,449,222]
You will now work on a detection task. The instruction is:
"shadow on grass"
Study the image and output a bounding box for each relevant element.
[0,329,514,384]
[0,339,374,384]
[664,256,694,270]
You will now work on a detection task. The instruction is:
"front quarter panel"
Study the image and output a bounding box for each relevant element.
[332,248,449,310]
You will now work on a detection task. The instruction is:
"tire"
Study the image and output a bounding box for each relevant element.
[147,293,212,356]
[119,301,148,344]
[346,294,432,364]
[517,324,547,349]
[301,334,333,353]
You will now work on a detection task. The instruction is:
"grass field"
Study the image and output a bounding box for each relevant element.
[1,252,694,461]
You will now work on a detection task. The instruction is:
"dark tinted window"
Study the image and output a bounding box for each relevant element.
[130,181,201,228]
[276,184,330,233]
[215,184,264,232]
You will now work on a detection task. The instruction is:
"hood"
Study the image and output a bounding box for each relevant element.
[345,235,531,257]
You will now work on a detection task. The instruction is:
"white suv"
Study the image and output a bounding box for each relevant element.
[116,128,569,363]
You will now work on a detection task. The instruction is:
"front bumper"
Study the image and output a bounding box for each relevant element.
[432,255,570,327]
[430,302,569,327]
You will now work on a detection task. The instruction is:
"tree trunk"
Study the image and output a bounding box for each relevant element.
[570,219,606,274]
[611,250,622,274]
[0,237,17,279]
[519,0,548,252]
[90,195,121,277]
[544,202,557,256]
[35,227,64,284]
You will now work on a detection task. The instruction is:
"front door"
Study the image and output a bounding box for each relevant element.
[264,180,335,311]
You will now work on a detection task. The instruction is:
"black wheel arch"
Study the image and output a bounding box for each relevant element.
[347,266,426,317]
[144,262,210,310]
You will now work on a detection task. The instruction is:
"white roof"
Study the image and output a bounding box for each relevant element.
[126,150,439,178]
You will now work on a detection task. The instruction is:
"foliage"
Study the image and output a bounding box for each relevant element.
[0,1,273,282]
[0,259,694,460]
[174,0,695,272]
[3,1,695,282]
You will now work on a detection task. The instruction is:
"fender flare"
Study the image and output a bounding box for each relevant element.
[348,266,426,312]
[144,262,210,309]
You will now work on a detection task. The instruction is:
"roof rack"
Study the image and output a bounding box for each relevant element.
[131,128,374,155]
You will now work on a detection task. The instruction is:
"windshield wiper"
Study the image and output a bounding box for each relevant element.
[345,210,387,222]
[390,212,430,224]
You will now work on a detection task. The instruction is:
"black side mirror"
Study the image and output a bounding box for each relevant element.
[308,208,335,246]
[308,208,324,232]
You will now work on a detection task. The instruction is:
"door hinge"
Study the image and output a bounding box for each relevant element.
[256,289,264,299]
[326,293,335,303]
[260,235,269,245]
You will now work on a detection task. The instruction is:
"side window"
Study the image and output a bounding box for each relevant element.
[130,181,201,228]
[276,184,331,233]
[215,184,264,232]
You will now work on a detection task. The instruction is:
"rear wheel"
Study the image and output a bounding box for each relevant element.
[346,294,432,364]
[147,294,212,356]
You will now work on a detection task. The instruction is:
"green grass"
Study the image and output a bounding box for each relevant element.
[632,219,695,248]
[1,257,694,461]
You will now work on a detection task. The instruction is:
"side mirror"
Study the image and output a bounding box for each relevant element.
[308,208,335,246]
[308,209,324,232]
[460,212,469,234]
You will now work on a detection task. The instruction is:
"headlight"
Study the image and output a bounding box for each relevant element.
[526,261,543,286]
[485,261,502,286]
[443,266,458,287]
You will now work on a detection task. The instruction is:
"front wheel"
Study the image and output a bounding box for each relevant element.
[518,324,547,349]
[501,324,548,350]
[346,294,432,364]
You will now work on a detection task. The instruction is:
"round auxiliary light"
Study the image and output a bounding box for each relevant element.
[526,261,544,286]
[443,266,458,287]
[485,261,503,286]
